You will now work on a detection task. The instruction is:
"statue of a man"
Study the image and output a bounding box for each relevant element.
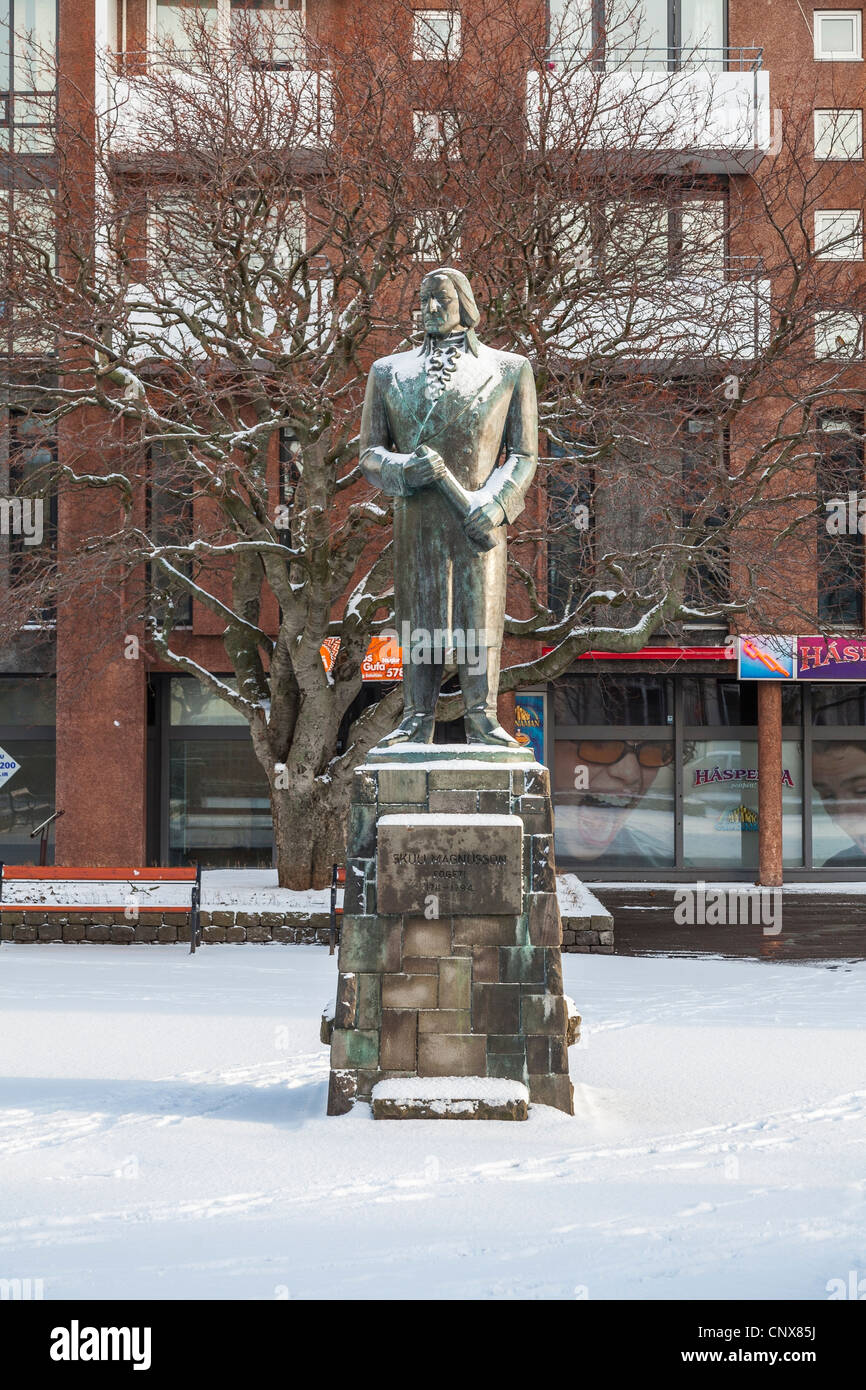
[360,267,538,746]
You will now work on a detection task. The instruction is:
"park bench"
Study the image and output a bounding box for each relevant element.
[0,864,203,953]
[330,863,345,955]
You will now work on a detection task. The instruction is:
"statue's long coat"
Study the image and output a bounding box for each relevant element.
[359,338,538,651]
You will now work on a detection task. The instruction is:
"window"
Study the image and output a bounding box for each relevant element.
[154,0,219,47]
[682,414,729,610]
[412,9,461,61]
[230,1,305,66]
[148,192,303,286]
[815,309,863,357]
[548,0,593,63]
[169,738,272,866]
[815,209,863,259]
[603,200,669,276]
[148,442,194,629]
[546,437,594,619]
[604,0,725,71]
[3,412,57,622]
[148,193,213,282]
[412,109,459,158]
[679,199,726,276]
[814,108,863,159]
[683,739,803,869]
[170,675,247,724]
[813,10,862,60]
[552,201,592,278]
[600,197,726,279]
[0,0,57,93]
[412,209,462,261]
[817,411,864,626]
[153,1,305,64]
[552,676,675,870]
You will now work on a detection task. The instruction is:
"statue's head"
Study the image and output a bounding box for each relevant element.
[420,267,480,339]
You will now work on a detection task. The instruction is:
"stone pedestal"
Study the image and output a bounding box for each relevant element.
[326,746,575,1116]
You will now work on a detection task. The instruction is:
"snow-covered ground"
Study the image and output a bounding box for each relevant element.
[1,945,864,1300]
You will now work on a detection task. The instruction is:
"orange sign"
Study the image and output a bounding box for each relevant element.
[320,635,403,681]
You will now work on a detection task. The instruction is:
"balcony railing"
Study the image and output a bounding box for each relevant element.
[546,256,771,363]
[546,46,764,74]
[529,47,772,173]
[106,58,332,157]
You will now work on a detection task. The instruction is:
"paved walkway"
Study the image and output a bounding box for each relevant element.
[590,885,866,961]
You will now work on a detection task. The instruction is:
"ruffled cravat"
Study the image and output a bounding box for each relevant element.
[424,330,466,401]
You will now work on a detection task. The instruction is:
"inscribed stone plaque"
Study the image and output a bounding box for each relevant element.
[377,813,523,916]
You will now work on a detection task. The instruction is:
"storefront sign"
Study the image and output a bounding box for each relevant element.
[0,746,21,789]
[737,636,795,680]
[514,693,545,762]
[320,635,403,681]
[797,636,866,680]
[739,635,866,681]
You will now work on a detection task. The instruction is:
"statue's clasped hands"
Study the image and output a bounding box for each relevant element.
[403,444,447,490]
[403,443,505,549]
[462,497,506,545]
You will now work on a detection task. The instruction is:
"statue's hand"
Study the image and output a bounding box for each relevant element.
[403,445,446,491]
[463,498,506,544]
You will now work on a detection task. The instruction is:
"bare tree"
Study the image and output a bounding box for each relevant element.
[1,0,864,884]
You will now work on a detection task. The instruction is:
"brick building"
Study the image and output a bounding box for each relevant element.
[1,1,865,883]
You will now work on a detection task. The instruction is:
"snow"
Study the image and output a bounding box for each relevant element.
[378,813,522,827]
[1,946,865,1299]
[0,869,337,913]
[557,874,612,922]
[363,748,540,770]
[372,1078,529,1103]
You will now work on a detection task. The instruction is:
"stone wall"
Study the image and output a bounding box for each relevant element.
[0,910,332,944]
[1,902,613,949]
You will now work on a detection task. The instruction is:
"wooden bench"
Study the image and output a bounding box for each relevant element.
[329,863,345,956]
[0,865,203,953]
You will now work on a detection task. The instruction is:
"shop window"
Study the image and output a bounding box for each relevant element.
[553,734,675,867]
[169,674,247,724]
[169,736,271,867]
[554,673,674,726]
[811,683,866,725]
[811,739,866,866]
[0,736,55,863]
[682,738,803,869]
[683,677,802,726]
[0,674,55,723]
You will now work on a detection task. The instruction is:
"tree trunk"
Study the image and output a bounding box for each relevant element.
[270,777,352,890]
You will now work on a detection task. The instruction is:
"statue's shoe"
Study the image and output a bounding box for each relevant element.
[464,713,521,747]
[379,714,435,746]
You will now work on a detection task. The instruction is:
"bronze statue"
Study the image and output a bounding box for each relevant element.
[360,268,538,746]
